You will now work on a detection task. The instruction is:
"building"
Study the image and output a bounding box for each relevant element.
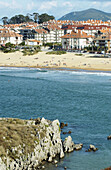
[19,29,37,40]
[61,31,93,50]
[0,29,23,45]
[25,39,42,46]
[34,29,48,44]
[94,33,111,52]
[43,25,64,43]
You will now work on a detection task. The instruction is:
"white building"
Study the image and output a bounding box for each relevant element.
[25,39,42,46]
[61,31,93,50]
[35,29,48,44]
[34,26,64,44]
[0,29,23,45]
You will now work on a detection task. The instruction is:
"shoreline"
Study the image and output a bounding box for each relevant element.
[1,65,111,73]
[0,51,111,72]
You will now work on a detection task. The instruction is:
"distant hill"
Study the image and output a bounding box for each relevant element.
[59,8,111,21]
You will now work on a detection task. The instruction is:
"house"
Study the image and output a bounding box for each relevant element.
[25,39,42,46]
[94,33,111,52]
[61,31,93,50]
[0,29,23,45]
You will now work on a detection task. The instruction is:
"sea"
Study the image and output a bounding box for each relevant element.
[0,67,111,170]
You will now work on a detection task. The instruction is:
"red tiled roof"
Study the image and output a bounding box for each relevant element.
[28,39,40,42]
[0,30,23,38]
[35,29,48,34]
[61,31,92,39]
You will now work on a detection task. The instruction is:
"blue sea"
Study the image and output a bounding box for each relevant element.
[0,67,111,170]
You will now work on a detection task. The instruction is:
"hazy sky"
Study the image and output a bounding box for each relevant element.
[0,0,111,19]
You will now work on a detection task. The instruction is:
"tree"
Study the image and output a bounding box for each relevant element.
[9,15,33,24]
[33,13,39,23]
[2,17,8,25]
[1,13,55,25]
[39,13,55,24]
[27,13,39,23]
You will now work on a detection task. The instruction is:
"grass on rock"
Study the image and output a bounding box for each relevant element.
[0,118,41,162]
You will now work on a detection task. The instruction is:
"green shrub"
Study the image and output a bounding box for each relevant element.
[22,48,41,56]
[46,51,66,55]
[75,54,83,56]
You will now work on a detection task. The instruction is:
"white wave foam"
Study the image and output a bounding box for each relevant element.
[0,67,111,77]
[0,67,29,71]
[70,71,111,77]
[49,69,111,77]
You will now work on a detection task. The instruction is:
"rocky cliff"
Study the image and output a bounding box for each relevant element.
[0,117,82,170]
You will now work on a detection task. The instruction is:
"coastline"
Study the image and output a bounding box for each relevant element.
[0,51,111,72]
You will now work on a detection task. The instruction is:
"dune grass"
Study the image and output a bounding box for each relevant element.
[46,51,66,55]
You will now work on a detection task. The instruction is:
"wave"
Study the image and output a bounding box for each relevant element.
[0,74,50,82]
[69,71,111,77]
[0,67,48,73]
[46,69,111,77]
[1,67,111,77]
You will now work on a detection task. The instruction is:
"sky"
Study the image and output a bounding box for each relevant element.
[0,0,111,20]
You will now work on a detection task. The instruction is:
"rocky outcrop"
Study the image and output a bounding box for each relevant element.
[63,136,74,153]
[107,135,111,140]
[0,118,82,170]
[85,144,98,152]
[104,166,111,170]
[60,122,68,129]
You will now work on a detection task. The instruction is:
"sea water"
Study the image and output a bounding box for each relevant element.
[0,67,111,170]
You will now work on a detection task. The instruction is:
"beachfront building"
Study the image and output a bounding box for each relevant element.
[19,29,37,40]
[19,25,64,44]
[61,31,93,50]
[0,29,23,45]
[34,28,48,44]
[25,39,42,46]
[43,25,64,43]
[94,33,111,52]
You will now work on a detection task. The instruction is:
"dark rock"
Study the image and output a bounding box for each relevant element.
[86,144,98,152]
[60,122,65,129]
[107,135,111,140]
[63,131,71,135]
[68,131,71,134]
[104,166,111,170]
[60,122,68,129]
[63,132,67,135]
[35,118,41,125]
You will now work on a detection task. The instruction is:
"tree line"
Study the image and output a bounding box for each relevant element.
[1,13,55,25]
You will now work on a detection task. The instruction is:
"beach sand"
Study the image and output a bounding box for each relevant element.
[0,51,111,71]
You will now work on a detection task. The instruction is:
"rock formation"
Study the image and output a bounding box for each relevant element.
[107,135,111,140]
[85,144,98,152]
[0,117,82,170]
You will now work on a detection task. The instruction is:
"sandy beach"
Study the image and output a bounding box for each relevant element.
[0,51,111,71]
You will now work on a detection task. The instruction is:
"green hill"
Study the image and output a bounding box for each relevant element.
[59,8,111,21]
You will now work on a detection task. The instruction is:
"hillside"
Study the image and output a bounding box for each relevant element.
[59,8,111,21]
